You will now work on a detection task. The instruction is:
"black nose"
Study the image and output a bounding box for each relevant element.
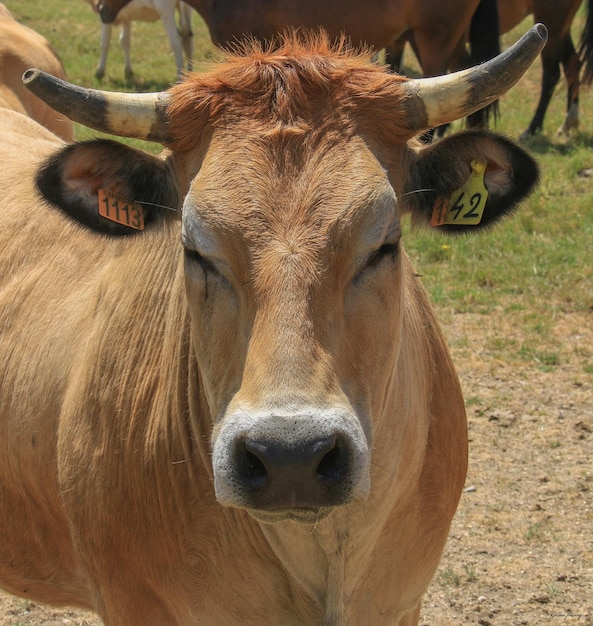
[234,434,353,509]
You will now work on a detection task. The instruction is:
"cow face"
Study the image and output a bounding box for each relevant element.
[36,127,537,523]
[30,33,542,522]
[179,127,407,520]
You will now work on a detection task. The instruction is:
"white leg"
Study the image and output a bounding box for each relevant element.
[119,21,134,80]
[95,23,112,79]
[557,101,580,136]
[161,8,185,77]
[179,2,193,71]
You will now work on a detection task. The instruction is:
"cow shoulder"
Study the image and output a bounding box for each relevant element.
[36,140,179,236]
[403,130,539,233]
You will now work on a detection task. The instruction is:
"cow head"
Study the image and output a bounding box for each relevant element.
[25,26,545,523]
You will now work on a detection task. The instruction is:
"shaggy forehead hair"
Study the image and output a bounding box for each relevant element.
[164,32,411,152]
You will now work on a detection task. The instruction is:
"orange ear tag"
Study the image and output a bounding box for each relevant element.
[431,160,489,227]
[98,188,145,231]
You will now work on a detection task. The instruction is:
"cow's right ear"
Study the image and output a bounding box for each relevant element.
[36,139,179,236]
[401,130,539,234]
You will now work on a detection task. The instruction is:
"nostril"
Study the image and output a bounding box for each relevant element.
[238,442,268,488]
[237,434,351,494]
[316,439,347,483]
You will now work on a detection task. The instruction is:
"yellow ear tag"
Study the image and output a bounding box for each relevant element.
[98,188,145,231]
[431,160,489,227]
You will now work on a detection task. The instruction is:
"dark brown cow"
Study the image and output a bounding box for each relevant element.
[388,0,593,137]
[0,26,545,625]
[0,2,73,140]
[97,0,499,120]
[502,0,593,137]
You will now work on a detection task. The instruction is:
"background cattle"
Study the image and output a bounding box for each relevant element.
[0,2,73,140]
[501,0,593,137]
[94,0,500,127]
[0,26,545,625]
[87,0,193,80]
[387,0,593,137]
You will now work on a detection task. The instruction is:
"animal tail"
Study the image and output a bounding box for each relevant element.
[579,0,593,84]
[468,0,501,126]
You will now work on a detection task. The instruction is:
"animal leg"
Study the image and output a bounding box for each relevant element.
[521,42,562,138]
[161,8,185,78]
[413,31,465,139]
[557,36,581,135]
[95,23,112,79]
[383,37,407,73]
[119,21,134,80]
[178,2,193,71]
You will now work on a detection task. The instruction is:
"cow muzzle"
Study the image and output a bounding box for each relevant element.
[212,408,370,523]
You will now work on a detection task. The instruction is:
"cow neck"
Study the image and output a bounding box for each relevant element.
[256,506,379,624]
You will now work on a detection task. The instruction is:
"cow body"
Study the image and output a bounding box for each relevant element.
[0,29,545,625]
[88,0,193,79]
[0,3,73,140]
[0,104,465,626]
[387,0,593,137]
[97,0,501,127]
[98,0,494,82]
[497,0,592,137]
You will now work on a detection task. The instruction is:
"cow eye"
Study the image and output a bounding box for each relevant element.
[184,247,218,274]
[352,242,399,284]
[365,242,399,269]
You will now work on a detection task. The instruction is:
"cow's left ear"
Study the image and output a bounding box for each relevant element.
[36,139,179,236]
[402,130,539,233]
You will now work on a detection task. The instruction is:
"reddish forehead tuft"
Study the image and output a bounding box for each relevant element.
[165,31,411,153]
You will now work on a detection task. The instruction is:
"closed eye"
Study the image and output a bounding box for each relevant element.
[365,242,399,269]
[352,241,400,285]
[184,247,218,273]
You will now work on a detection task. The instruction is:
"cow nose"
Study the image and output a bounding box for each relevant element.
[240,435,344,489]
[212,408,371,518]
[233,433,356,511]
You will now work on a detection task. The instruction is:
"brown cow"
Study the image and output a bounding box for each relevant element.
[98,0,498,85]
[97,0,501,131]
[388,0,593,137]
[0,26,546,625]
[499,0,593,137]
[0,2,73,141]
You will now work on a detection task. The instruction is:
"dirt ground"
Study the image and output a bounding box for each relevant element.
[0,309,591,625]
[420,310,593,625]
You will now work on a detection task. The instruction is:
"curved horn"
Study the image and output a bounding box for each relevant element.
[401,23,548,132]
[22,68,170,143]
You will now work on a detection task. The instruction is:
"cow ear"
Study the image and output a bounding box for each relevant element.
[36,140,179,236]
[402,130,539,233]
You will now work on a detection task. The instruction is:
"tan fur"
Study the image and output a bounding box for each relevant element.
[0,3,73,141]
[0,42,475,625]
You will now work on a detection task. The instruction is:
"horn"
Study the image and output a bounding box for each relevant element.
[401,23,548,132]
[22,68,170,143]
[23,24,547,142]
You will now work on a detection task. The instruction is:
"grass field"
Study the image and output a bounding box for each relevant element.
[1,1,592,624]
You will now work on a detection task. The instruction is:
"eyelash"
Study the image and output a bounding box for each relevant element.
[365,242,399,269]
[184,248,218,273]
